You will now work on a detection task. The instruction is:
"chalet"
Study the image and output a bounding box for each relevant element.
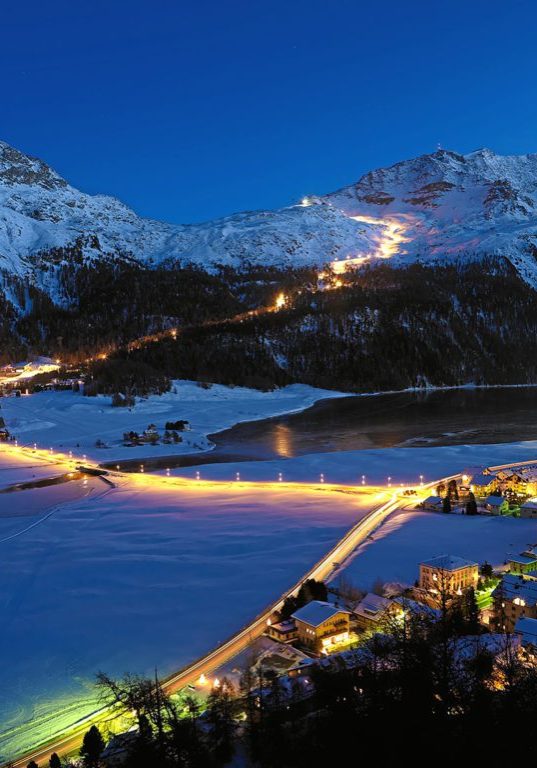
[419,555,478,596]
[481,495,509,515]
[353,593,401,631]
[514,616,537,649]
[520,501,537,519]
[292,601,351,654]
[492,574,537,632]
[266,618,298,643]
[470,472,498,497]
[507,554,537,575]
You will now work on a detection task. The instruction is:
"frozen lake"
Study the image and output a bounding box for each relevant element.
[0,468,373,761]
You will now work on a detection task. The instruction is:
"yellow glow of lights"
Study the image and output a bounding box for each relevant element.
[330,213,414,276]
[274,293,286,310]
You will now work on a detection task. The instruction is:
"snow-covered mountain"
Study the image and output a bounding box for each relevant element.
[3,141,537,287]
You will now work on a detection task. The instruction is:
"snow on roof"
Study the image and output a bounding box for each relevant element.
[354,593,394,620]
[422,495,443,504]
[292,600,349,628]
[515,617,537,644]
[471,473,496,486]
[420,554,478,571]
[521,502,537,510]
[484,495,506,506]
[493,574,537,605]
[507,554,537,566]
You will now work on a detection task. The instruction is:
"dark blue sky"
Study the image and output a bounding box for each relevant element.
[2,0,535,223]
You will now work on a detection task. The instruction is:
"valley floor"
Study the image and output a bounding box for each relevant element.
[2,382,537,763]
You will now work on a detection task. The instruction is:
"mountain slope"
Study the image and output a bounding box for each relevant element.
[3,142,537,289]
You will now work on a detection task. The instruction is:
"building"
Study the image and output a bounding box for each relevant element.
[470,472,498,497]
[292,601,351,653]
[520,501,537,519]
[508,554,537,575]
[481,495,509,515]
[420,495,444,512]
[266,618,298,643]
[353,593,400,631]
[419,555,479,596]
[514,616,537,649]
[492,574,537,632]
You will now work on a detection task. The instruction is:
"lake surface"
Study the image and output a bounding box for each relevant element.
[109,387,537,471]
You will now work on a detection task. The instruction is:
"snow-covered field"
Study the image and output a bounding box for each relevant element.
[0,476,373,761]
[0,381,347,463]
[333,509,537,591]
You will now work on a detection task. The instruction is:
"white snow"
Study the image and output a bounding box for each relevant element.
[332,509,537,591]
[0,472,373,761]
[0,381,347,462]
[4,141,537,290]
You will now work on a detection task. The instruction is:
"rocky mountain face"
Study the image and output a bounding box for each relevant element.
[4,142,537,291]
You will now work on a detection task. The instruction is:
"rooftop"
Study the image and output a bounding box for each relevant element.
[493,574,537,605]
[292,600,349,628]
[483,495,506,506]
[420,554,478,571]
[471,473,496,486]
[515,617,537,644]
[354,593,394,619]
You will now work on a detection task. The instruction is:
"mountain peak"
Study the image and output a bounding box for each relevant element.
[0,140,67,190]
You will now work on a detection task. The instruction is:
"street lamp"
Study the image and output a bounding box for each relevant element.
[320,473,324,483]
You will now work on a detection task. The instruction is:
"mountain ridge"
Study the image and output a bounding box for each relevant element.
[3,141,537,291]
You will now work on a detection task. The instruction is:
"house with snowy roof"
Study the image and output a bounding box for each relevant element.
[492,574,537,632]
[514,616,537,649]
[419,555,478,596]
[292,601,350,654]
[480,495,509,515]
[520,501,537,519]
[507,553,537,576]
[353,593,401,631]
[470,472,498,497]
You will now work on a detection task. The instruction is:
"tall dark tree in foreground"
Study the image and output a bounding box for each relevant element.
[80,725,105,768]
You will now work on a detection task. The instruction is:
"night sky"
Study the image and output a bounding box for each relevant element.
[2,0,535,223]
